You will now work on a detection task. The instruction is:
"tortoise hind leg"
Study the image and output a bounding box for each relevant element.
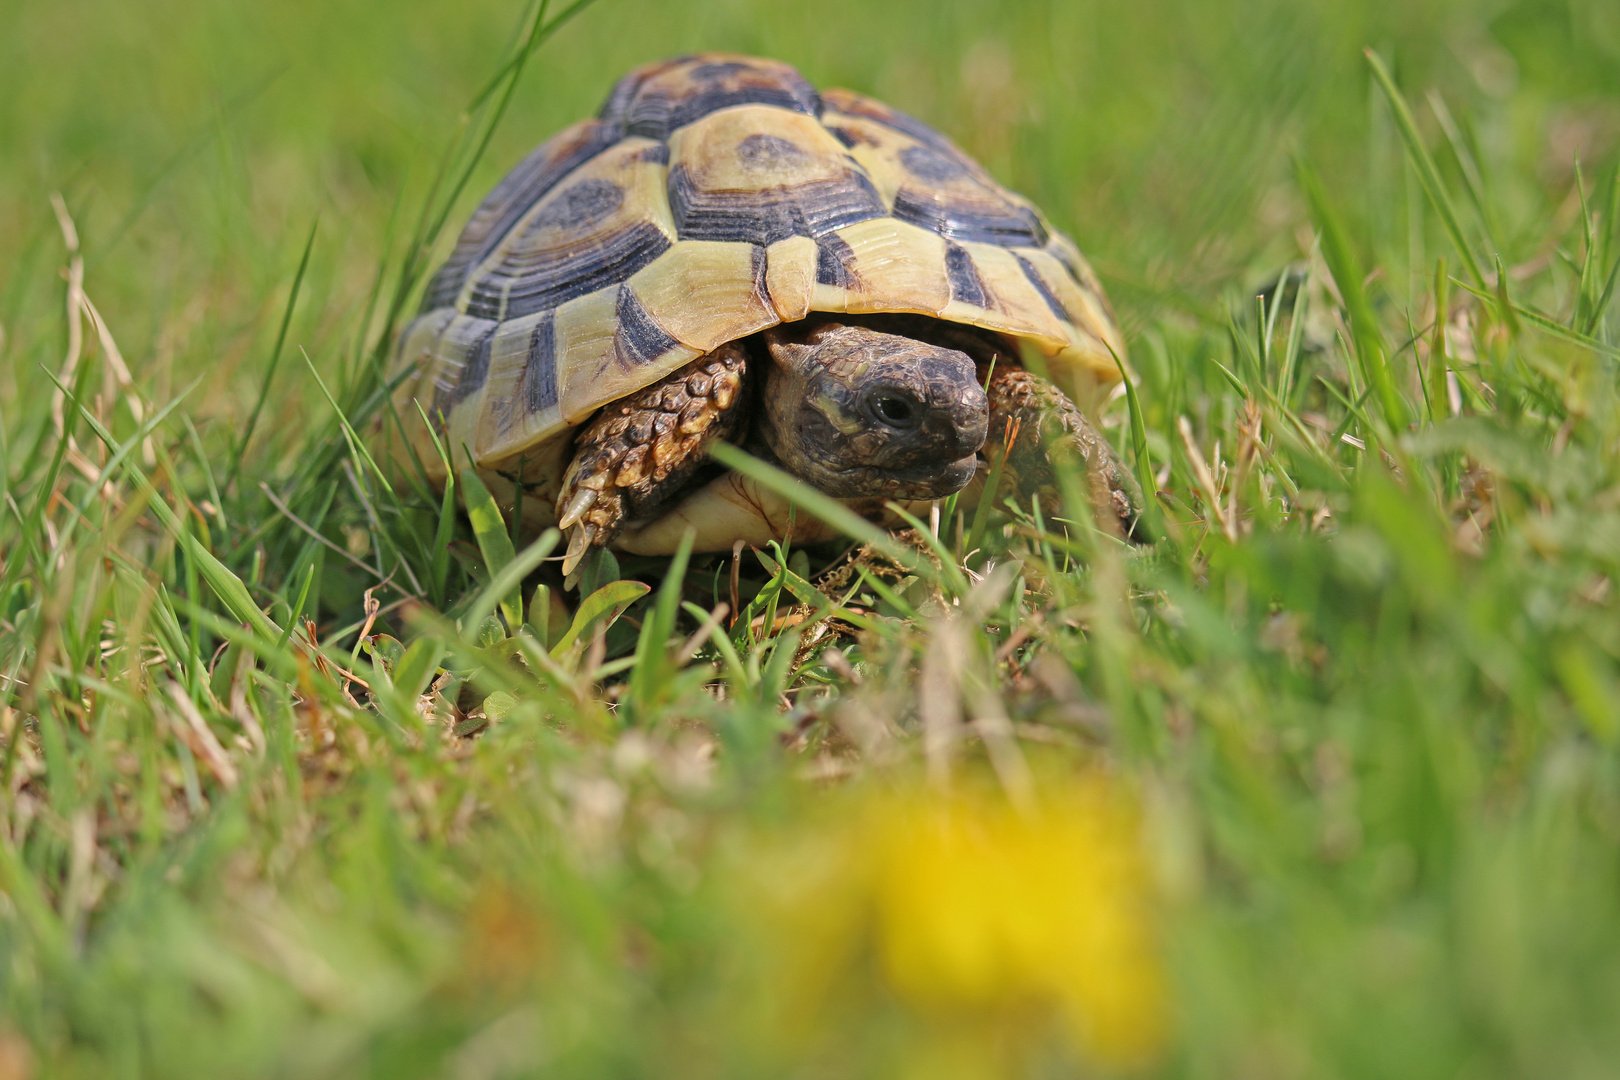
[557,342,751,580]
[982,366,1142,539]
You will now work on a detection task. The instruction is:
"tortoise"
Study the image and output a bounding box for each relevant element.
[390,54,1139,580]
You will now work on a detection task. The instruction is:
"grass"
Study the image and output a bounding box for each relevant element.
[4,0,1620,1076]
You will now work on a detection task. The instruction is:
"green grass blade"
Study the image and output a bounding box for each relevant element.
[1451,277,1620,360]
[301,348,395,498]
[228,218,316,493]
[1426,89,1500,254]
[965,441,1011,564]
[463,528,559,637]
[55,375,283,644]
[1296,157,1409,430]
[1430,258,1451,423]
[1112,344,1158,535]
[707,440,923,577]
[681,599,748,686]
[627,529,695,710]
[458,468,522,628]
[274,561,315,652]
[1575,158,1599,331]
[550,579,650,658]
[1277,255,1313,404]
[1366,49,1486,289]
[1209,357,1250,399]
[392,637,445,706]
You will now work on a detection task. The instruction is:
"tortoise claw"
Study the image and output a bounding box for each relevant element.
[561,523,597,581]
[557,487,597,531]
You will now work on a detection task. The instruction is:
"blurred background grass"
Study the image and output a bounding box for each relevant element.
[4,1,1620,1078]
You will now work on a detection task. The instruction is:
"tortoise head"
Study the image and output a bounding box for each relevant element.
[758,321,988,500]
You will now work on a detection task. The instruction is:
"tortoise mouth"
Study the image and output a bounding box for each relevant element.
[828,450,980,500]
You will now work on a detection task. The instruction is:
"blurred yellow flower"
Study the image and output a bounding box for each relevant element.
[870,780,1168,1068]
[738,775,1168,1073]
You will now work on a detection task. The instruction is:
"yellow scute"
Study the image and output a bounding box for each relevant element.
[832,217,951,315]
[764,235,817,322]
[668,106,848,192]
[627,242,778,353]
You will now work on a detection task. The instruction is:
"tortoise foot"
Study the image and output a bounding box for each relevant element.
[983,366,1142,539]
[556,343,750,580]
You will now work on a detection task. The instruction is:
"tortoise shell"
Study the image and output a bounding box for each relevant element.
[393,54,1124,508]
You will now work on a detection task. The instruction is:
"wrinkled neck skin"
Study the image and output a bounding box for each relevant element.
[757,320,989,500]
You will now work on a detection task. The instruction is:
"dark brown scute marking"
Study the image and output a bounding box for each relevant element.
[822,93,957,155]
[429,319,501,419]
[527,178,624,233]
[827,125,862,149]
[944,242,988,307]
[891,187,1049,248]
[419,122,619,312]
[1016,254,1069,323]
[689,60,753,80]
[462,221,671,321]
[827,124,883,150]
[900,144,969,183]
[452,323,498,401]
[524,312,559,412]
[750,243,772,308]
[420,264,466,317]
[815,233,857,287]
[632,143,670,165]
[598,56,823,142]
[668,164,886,245]
[613,287,681,369]
[1049,242,1082,282]
[1049,240,1097,291]
[736,133,810,169]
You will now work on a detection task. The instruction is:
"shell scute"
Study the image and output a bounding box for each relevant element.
[822,97,1049,248]
[396,307,454,396]
[427,314,501,414]
[474,310,554,459]
[1013,246,1125,363]
[817,87,958,155]
[420,120,617,312]
[764,235,818,321]
[1044,232,1121,345]
[458,137,674,323]
[627,240,777,354]
[552,286,701,427]
[936,240,1072,347]
[826,217,951,316]
[666,106,887,245]
[599,54,822,142]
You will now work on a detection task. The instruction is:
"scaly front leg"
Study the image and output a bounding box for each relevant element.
[556,342,750,579]
[981,365,1142,539]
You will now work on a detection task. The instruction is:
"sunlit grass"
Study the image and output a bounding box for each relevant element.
[3,0,1620,1076]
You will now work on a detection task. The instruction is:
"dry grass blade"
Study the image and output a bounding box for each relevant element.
[166,682,240,790]
[1178,415,1232,541]
[48,194,85,441]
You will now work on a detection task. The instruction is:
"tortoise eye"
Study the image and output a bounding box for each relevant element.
[872,394,918,429]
